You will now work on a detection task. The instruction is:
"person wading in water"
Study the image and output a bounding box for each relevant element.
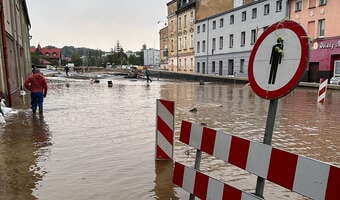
[24,68,48,114]
[268,37,284,85]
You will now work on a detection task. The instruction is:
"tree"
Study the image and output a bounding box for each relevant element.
[31,52,41,66]
[71,54,82,66]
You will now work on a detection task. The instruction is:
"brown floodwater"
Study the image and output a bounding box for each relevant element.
[0,75,339,200]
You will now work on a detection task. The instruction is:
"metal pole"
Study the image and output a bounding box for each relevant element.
[255,98,278,198]
[189,149,202,200]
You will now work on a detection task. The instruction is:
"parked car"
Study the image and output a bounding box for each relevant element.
[330,77,340,85]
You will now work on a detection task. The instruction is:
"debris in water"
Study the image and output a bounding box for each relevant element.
[189,108,197,113]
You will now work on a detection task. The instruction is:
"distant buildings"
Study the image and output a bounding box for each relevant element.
[0,0,31,105]
[144,48,160,67]
[159,26,169,69]
[30,44,62,66]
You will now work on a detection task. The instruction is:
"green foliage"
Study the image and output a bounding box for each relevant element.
[31,52,40,65]
[71,54,82,66]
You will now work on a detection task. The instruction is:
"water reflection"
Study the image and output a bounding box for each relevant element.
[0,112,51,200]
[152,161,178,200]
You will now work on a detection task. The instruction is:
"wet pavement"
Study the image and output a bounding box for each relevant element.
[0,75,339,200]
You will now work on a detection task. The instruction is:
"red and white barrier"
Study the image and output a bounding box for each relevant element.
[155,99,175,160]
[179,121,340,200]
[173,162,262,200]
[318,79,328,104]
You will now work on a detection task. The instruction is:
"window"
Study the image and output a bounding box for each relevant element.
[178,37,182,50]
[241,32,246,47]
[242,11,247,21]
[318,19,325,37]
[203,24,206,32]
[296,0,302,12]
[229,34,234,48]
[219,61,223,75]
[179,59,181,69]
[264,4,270,15]
[252,8,257,19]
[309,0,316,8]
[197,62,200,72]
[213,21,216,29]
[251,29,257,45]
[184,15,187,27]
[171,39,174,51]
[220,18,224,28]
[202,62,206,74]
[197,41,200,53]
[197,25,200,33]
[179,17,182,29]
[276,0,282,12]
[219,36,223,50]
[230,15,234,24]
[190,58,193,71]
[190,34,194,48]
[319,0,327,6]
[240,59,245,73]
[212,38,216,51]
[202,40,206,52]
[212,61,216,73]
[184,36,187,49]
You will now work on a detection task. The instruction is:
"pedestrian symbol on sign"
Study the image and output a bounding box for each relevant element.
[268,37,284,85]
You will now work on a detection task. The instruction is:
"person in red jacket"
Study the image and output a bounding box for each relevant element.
[24,68,48,114]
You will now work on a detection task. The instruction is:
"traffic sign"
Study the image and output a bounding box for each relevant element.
[248,20,309,99]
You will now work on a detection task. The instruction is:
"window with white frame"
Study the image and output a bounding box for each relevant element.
[240,59,245,73]
[242,11,246,21]
[213,20,216,29]
[202,40,206,52]
[276,0,282,12]
[296,0,302,12]
[241,32,246,47]
[251,29,257,45]
[179,17,182,29]
[219,36,223,50]
[203,24,206,32]
[184,15,187,27]
[230,15,234,24]
[264,4,270,15]
[252,8,257,19]
[220,18,224,28]
[318,19,325,37]
[197,41,200,53]
[229,34,234,48]
[197,62,200,72]
[184,36,187,49]
[178,37,182,50]
[212,61,216,73]
[212,38,216,51]
[197,25,200,33]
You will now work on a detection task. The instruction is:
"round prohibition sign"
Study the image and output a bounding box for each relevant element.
[248,20,309,99]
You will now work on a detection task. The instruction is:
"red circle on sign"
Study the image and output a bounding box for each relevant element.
[248,20,309,99]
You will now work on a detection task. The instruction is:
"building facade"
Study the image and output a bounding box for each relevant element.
[167,0,178,71]
[0,0,31,105]
[177,0,196,72]
[159,26,169,69]
[289,0,340,81]
[195,0,287,76]
[30,44,62,66]
[143,48,160,67]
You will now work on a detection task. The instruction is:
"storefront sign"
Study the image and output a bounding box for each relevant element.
[318,40,340,49]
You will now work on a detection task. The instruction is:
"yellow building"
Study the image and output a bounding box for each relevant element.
[177,0,196,72]
[167,0,178,71]
[159,26,169,70]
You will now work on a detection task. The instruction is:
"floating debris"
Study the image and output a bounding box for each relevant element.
[189,108,198,113]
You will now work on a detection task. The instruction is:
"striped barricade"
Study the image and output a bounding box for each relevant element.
[177,120,339,200]
[155,99,175,160]
[318,79,328,104]
[173,162,262,200]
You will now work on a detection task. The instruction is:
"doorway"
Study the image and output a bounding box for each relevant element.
[308,62,319,82]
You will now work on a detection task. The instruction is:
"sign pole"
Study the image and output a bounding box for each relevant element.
[189,149,202,200]
[255,98,279,198]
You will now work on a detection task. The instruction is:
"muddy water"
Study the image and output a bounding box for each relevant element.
[0,76,339,200]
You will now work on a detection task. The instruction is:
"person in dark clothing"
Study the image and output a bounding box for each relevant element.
[268,37,284,85]
[24,69,48,114]
[64,65,70,76]
[145,67,152,83]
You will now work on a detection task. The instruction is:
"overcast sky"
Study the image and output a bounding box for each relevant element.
[26,0,169,52]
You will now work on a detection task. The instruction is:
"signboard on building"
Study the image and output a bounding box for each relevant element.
[248,20,309,99]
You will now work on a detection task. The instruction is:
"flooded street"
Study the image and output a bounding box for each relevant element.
[0,75,339,200]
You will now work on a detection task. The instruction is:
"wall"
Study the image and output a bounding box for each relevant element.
[159,26,168,68]
[167,1,178,71]
[196,0,234,21]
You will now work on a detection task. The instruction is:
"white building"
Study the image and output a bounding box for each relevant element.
[195,0,288,76]
[144,48,160,67]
